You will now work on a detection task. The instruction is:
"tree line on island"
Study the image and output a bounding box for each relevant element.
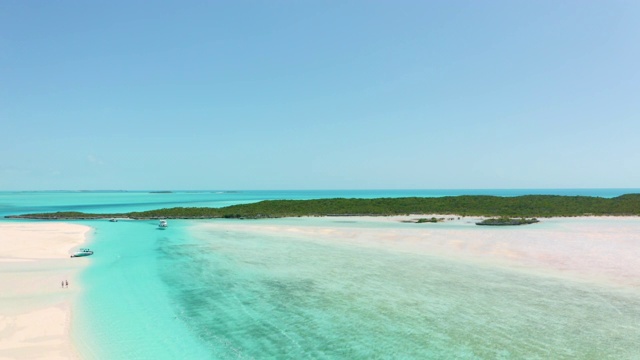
[6,194,640,223]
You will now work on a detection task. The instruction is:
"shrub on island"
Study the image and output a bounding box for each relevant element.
[476,217,540,226]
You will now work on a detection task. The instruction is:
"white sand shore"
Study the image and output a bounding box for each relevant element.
[0,222,91,360]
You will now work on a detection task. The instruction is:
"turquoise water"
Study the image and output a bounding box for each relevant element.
[1,189,640,359]
[169,220,640,359]
[72,220,212,359]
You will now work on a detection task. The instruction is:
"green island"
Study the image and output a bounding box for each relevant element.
[5,194,640,223]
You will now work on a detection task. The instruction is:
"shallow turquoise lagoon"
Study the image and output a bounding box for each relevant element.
[73,220,211,358]
[72,218,640,359]
[2,190,639,359]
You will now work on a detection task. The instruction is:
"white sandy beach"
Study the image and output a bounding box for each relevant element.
[0,222,91,360]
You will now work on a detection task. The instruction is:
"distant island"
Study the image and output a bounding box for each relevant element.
[476,217,540,226]
[6,194,640,223]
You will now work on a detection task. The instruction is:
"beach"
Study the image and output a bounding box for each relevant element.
[0,222,91,360]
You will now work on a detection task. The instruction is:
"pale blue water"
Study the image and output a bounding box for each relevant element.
[1,189,639,359]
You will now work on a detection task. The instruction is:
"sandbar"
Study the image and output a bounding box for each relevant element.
[0,222,91,360]
[197,215,640,289]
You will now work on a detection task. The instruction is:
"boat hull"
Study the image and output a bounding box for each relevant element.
[71,249,93,258]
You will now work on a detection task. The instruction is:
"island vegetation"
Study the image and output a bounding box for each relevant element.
[5,194,640,221]
[416,217,443,223]
[402,217,454,223]
[476,217,540,226]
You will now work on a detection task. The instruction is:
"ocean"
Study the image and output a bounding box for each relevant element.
[1,189,639,359]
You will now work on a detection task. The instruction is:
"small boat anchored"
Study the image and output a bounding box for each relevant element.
[71,248,93,258]
[159,220,168,229]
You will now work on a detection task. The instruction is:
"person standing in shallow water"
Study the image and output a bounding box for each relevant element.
[61,280,64,288]
[65,280,68,288]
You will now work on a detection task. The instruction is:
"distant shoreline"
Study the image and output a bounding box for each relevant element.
[5,194,640,220]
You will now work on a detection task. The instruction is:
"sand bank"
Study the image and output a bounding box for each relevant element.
[0,222,91,360]
[198,215,640,289]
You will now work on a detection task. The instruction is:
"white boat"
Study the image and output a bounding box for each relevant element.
[71,248,93,258]
[159,220,168,228]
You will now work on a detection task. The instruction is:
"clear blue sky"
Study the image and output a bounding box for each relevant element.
[1,1,639,190]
